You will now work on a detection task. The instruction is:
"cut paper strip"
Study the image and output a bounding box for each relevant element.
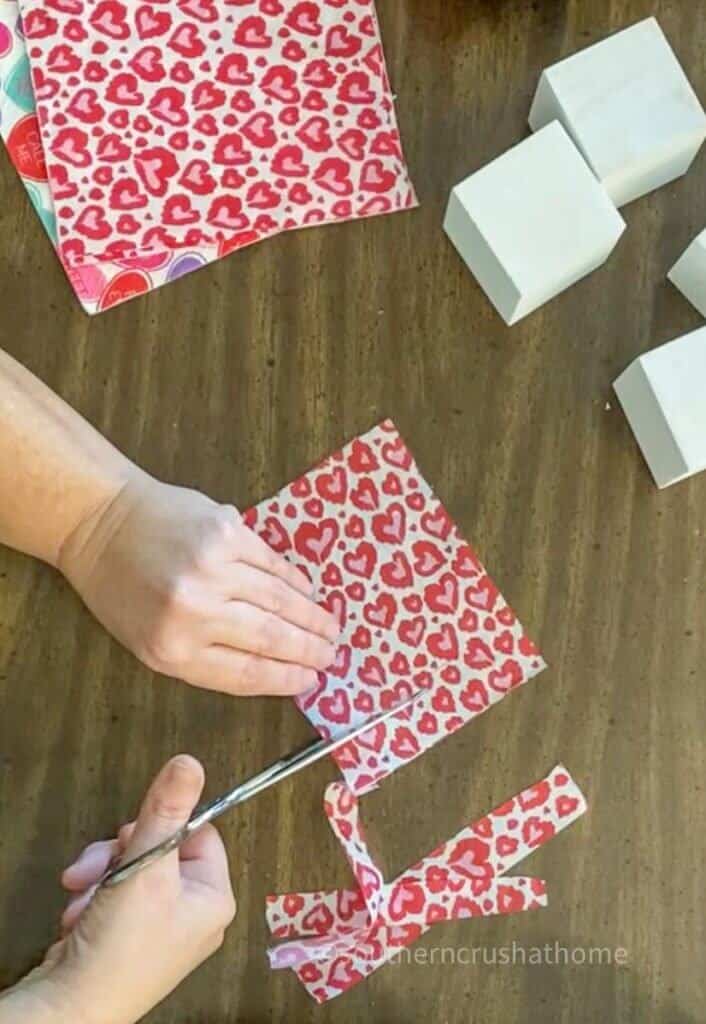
[266,764,588,1002]
[0,1,415,313]
[17,0,416,270]
[244,420,546,795]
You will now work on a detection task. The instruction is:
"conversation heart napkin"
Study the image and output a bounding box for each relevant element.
[16,0,416,275]
[266,765,588,1002]
[244,421,546,795]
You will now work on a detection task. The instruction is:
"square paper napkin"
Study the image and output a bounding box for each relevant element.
[1,0,416,311]
[245,421,546,795]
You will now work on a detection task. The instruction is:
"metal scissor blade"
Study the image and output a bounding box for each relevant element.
[102,689,423,888]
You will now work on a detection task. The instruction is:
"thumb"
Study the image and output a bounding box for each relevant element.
[123,755,205,862]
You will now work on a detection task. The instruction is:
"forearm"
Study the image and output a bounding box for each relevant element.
[0,349,136,567]
[0,976,81,1024]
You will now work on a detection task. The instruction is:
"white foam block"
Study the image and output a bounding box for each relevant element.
[529,18,706,207]
[443,122,625,325]
[668,229,706,317]
[614,326,706,488]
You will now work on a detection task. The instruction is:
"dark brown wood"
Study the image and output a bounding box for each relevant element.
[1,1,705,1020]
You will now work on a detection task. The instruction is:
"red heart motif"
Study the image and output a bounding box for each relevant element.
[285,1,322,36]
[213,133,252,166]
[412,540,444,578]
[75,204,111,239]
[497,885,525,914]
[342,542,376,580]
[452,545,481,578]
[427,623,459,661]
[216,53,254,85]
[296,115,333,153]
[389,726,420,761]
[380,551,413,589]
[259,516,290,553]
[302,904,334,934]
[106,72,144,106]
[241,112,277,148]
[293,518,339,564]
[315,465,347,503]
[178,0,218,22]
[168,23,205,58]
[338,70,375,104]
[233,15,272,48]
[192,81,226,111]
[496,835,519,857]
[272,144,309,177]
[556,794,580,818]
[371,502,406,545]
[51,126,90,168]
[319,688,350,725]
[109,177,147,210]
[463,638,494,670]
[66,88,104,124]
[431,685,455,714]
[314,157,353,196]
[96,133,129,163]
[163,193,200,225]
[89,0,129,40]
[363,594,397,630]
[135,4,171,39]
[460,679,489,713]
[261,64,300,103]
[518,781,551,812]
[326,24,362,58]
[522,817,555,848]
[134,146,178,197]
[128,45,166,83]
[178,159,216,195]
[360,158,396,194]
[488,659,523,694]
[358,656,386,689]
[350,478,378,511]
[465,577,499,612]
[398,616,425,647]
[46,43,82,74]
[425,573,458,614]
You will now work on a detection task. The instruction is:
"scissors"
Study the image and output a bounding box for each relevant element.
[101,690,422,888]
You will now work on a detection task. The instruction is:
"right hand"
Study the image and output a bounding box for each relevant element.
[2,756,235,1024]
[59,471,340,696]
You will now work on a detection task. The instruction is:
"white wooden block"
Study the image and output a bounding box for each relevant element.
[668,229,706,317]
[443,122,625,325]
[614,326,706,488]
[529,18,706,207]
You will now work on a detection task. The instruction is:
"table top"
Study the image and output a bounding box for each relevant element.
[1,1,704,1021]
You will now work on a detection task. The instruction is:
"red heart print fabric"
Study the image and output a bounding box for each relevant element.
[244,420,546,795]
[18,0,417,269]
[265,765,587,1002]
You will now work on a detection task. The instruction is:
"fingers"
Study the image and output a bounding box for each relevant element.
[211,602,336,671]
[179,823,232,894]
[123,755,205,863]
[61,886,97,933]
[62,839,120,892]
[221,564,340,643]
[184,646,320,697]
[234,525,313,596]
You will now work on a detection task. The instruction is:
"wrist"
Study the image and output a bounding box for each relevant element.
[56,463,151,584]
[0,972,86,1024]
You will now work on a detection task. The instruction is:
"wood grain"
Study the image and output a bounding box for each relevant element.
[1,1,705,1020]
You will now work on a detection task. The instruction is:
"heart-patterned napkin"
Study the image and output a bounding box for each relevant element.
[266,765,588,1002]
[2,0,416,311]
[244,420,547,795]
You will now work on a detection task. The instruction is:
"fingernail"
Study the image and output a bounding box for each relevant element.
[316,644,337,669]
[164,754,198,787]
[325,622,341,642]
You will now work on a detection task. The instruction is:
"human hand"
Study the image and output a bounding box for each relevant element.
[59,471,340,695]
[0,756,236,1024]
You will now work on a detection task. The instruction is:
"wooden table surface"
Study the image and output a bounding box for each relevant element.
[1,0,705,1020]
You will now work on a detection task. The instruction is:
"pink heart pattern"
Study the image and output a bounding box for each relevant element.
[19,0,416,268]
[244,420,546,795]
[265,765,587,1002]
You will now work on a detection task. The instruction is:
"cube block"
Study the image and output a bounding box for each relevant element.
[443,122,626,325]
[529,18,706,207]
[614,326,706,488]
[668,229,706,317]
